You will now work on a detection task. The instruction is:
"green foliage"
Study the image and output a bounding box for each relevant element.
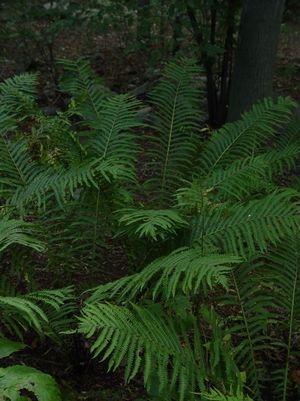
[0,365,61,401]
[202,388,254,401]
[146,57,203,201]
[0,216,71,401]
[87,248,240,303]
[190,190,300,256]
[0,338,26,359]
[0,59,299,401]
[266,235,300,401]
[116,208,188,240]
[199,97,295,174]
[0,219,44,252]
[58,58,110,122]
[78,302,241,401]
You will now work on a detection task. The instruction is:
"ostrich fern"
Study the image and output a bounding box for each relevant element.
[0,59,299,401]
[80,74,300,400]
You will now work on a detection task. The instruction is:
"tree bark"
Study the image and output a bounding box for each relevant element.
[228,0,285,121]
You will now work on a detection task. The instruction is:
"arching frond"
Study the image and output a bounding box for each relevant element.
[0,73,38,115]
[0,295,48,336]
[0,337,26,359]
[221,261,276,400]
[87,94,141,177]
[146,58,203,201]
[78,302,200,400]
[0,218,44,252]
[26,287,76,340]
[275,115,300,149]
[262,143,300,176]
[8,157,127,209]
[0,136,39,199]
[0,285,75,341]
[79,301,239,400]
[58,58,109,121]
[191,190,300,256]
[116,208,188,240]
[205,156,269,200]
[200,97,296,174]
[87,248,240,303]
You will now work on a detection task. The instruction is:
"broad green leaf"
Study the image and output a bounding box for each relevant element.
[0,365,61,401]
[0,338,26,359]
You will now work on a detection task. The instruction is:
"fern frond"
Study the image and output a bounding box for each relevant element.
[116,208,188,240]
[79,301,242,400]
[86,94,141,177]
[58,58,109,121]
[8,157,127,209]
[262,143,300,176]
[221,261,276,400]
[275,115,300,149]
[25,287,74,310]
[191,190,300,256]
[26,287,76,340]
[78,302,203,400]
[205,156,269,200]
[0,218,44,252]
[87,248,241,303]
[0,295,48,336]
[265,234,300,401]
[0,136,39,198]
[200,97,295,174]
[0,337,26,359]
[147,58,203,201]
[0,73,38,115]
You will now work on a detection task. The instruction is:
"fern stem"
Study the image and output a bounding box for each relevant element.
[160,82,180,196]
[199,188,205,255]
[282,237,299,401]
[102,106,119,160]
[3,134,27,185]
[231,270,261,400]
[92,188,101,265]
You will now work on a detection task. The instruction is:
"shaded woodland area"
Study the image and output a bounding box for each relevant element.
[0,1,300,400]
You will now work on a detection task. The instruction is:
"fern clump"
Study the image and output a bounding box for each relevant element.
[0,58,299,401]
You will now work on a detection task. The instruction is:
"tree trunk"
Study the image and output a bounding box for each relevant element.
[228,0,285,121]
[186,0,238,128]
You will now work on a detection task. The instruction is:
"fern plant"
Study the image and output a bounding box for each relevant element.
[0,218,69,401]
[1,58,300,401]
[79,78,300,400]
[265,235,300,401]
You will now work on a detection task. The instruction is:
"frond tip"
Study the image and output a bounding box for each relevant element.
[116,208,188,240]
[0,218,45,252]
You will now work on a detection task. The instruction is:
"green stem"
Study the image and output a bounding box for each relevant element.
[160,82,180,196]
[232,270,261,400]
[283,238,299,401]
[92,188,101,265]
